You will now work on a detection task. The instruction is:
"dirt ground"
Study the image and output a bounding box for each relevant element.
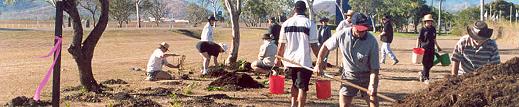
[1,27,518,106]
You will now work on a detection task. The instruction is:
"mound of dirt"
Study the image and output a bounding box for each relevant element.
[4,96,51,107]
[208,73,264,91]
[137,87,172,96]
[63,93,103,103]
[112,92,132,100]
[181,97,236,107]
[203,94,231,99]
[395,57,519,107]
[201,66,230,78]
[100,79,128,85]
[128,99,161,107]
[180,74,190,80]
[160,81,182,85]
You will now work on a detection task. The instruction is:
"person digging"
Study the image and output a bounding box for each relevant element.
[196,41,228,75]
[145,42,181,81]
[251,34,277,74]
[314,13,380,107]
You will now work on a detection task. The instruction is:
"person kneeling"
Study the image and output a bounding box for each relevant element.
[252,34,278,74]
[146,42,180,81]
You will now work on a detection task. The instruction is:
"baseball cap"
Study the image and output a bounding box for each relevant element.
[351,12,370,31]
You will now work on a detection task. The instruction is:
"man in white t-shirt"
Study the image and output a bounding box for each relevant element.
[273,1,320,107]
[336,10,354,31]
[200,16,217,42]
[146,42,180,81]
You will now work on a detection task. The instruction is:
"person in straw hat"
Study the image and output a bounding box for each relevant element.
[451,21,500,76]
[416,14,442,84]
[336,10,355,31]
[196,41,227,75]
[145,42,181,81]
[251,34,278,74]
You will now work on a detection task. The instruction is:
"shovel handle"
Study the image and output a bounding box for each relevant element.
[275,55,399,103]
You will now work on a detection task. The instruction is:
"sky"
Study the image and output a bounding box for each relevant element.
[315,0,519,12]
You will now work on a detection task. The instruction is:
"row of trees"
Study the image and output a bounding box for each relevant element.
[79,0,169,28]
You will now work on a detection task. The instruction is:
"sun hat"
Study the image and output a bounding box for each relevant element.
[422,14,434,21]
[219,43,228,52]
[467,21,493,40]
[345,10,355,16]
[208,16,217,21]
[160,42,169,51]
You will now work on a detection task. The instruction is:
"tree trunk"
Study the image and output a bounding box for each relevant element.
[224,0,241,66]
[64,0,109,93]
[136,0,141,28]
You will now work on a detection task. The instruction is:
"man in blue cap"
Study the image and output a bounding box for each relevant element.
[315,12,380,107]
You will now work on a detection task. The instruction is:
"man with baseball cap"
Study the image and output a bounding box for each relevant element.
[315,12,380,107]
[145,42,181,81]
[336,10,355,31]
[201,16,217,42]
[274,1,320,107]
[451,21,500,75]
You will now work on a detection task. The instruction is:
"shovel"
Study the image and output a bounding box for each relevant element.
[275,55,399,103]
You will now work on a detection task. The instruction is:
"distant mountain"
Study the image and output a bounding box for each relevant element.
[313,1,336,17]
[0,0,190,20]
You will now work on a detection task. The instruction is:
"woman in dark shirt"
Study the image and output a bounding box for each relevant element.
[416,14,442,84]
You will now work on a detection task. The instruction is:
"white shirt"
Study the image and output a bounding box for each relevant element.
[200,22,214,42]
[336,20,352,31]
[279,14,318,67]
[258,41,278,66]
[146,49,169,72]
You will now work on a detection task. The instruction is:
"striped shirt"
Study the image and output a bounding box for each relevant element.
[451,35,500,74]
[279,14,318,68]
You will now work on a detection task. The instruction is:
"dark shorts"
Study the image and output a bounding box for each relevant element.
[196,41,219,56]
[287,67,312,91]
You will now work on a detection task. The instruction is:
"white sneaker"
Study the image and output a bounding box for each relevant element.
[201,70,208,75]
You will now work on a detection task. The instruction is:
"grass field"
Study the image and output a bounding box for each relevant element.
[1,22,518,106]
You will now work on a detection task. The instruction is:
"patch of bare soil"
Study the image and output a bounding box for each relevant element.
[395,57,519,107]
[181,96,236,107]
[100,79,128,85]
[4,96,51,107]
[63,92,108,103]
[208,72,264,91]
[114,98,162,107]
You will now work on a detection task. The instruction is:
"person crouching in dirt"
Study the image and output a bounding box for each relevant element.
[451,21,500,76]
[251,34,277,74]
[416,14,442,84]
[196,41,227,75]
[274,1,320,107]
[146,42,180,81]
[314,12,380,107]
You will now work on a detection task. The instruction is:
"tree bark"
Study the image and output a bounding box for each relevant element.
[64,0,109,93]
[225,0,241,66]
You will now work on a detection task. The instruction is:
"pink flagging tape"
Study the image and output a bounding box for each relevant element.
[33,36,62,101]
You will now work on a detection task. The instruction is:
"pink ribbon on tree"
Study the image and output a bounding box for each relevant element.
[33,36,62,101]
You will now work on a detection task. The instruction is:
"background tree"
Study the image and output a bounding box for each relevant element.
[242,0,267,27]
[146,0,169,26]
[79,0,100,27]
[224,0,241,66]
[109,0,134,28]
[185,2,210,27]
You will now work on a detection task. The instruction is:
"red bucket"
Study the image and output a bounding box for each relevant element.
[316,80,331,99]
[413,48,425,55]
[269,75,285,94]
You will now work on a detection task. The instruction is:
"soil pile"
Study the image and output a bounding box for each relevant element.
[137,87,173,96]
[208,73,264,91]
[100,79,128,85]
[4,96,51,107]
[201,66,230,78]
[395,57,519,107]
